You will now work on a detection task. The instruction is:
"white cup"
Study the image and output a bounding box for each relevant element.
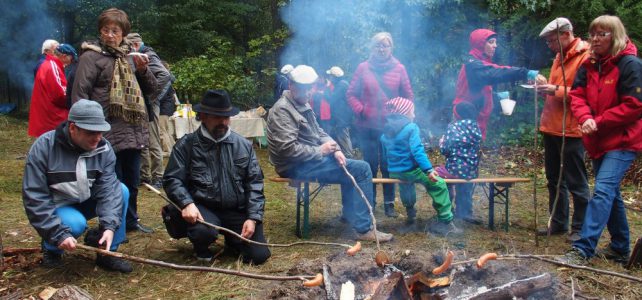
[500,99,516,115]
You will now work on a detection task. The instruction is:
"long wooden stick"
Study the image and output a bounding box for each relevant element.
[450,254,642,283]
[143,183,358,251]
[76,244,316,282]
[340,164,381,251]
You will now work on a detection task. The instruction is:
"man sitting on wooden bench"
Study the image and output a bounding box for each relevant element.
[267,65,393,242]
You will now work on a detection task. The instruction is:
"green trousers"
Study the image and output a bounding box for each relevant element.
[390,168,453,222]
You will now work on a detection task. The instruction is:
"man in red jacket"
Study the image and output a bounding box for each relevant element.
[536,18,591,242]
[28,44,77,137]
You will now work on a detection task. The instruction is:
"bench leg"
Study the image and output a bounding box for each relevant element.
[296,184,302,238]
[303,182,310,239]
[489,183,495,231]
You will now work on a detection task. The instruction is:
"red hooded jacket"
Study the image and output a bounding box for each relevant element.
[28,54,68,137]
[569,40,642,159]
[452,29,530,139]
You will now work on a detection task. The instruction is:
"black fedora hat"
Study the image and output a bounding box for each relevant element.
[193,90,240,117]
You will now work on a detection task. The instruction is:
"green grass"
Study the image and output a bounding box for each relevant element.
[1,113,641,299]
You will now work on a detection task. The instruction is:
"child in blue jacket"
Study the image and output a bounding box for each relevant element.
[380,97,460,236]
[439,102,482,223]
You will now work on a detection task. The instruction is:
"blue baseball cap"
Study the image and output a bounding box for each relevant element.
[56,43,78,61]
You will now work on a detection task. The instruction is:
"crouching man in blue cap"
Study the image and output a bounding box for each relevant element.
[23,99,133,273]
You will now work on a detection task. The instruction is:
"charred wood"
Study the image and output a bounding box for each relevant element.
[465,273,552,300]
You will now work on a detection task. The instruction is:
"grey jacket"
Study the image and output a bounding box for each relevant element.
[163,127,266,222]
[267,90,334,176]
[139,45,172,121]
[72,41,157,152]
[22,122,123,247]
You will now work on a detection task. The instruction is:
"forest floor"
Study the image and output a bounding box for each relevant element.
[1,113,641,299]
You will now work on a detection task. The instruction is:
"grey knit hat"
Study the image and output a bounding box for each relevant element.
[68,99,111,132]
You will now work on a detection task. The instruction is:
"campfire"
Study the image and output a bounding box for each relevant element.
[268,247,567,299]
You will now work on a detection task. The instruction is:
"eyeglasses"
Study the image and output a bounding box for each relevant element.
[588,32,611,39]
[100,27,122,36]
[374,44,392,50]
[545,38,559,45]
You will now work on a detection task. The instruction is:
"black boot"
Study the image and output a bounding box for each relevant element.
[41,248,63,268]
[405,206,417,225]
[96,254,133,273]
[384,203,398,218]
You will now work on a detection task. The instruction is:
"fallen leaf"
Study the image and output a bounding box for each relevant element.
[38,286,57,300]
[130,279,139,283]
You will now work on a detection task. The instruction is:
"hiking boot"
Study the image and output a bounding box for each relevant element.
[41,249,63,268]
[384,204,398,218]
[356,229,393,243]
[557,248,588,266]
[151,178,163,190]
[428,220,463,237]
[566,231,581,242]
[405,207,417,225]
[536,228,567,236]
[96,254,133,273]
[596,246,629,264]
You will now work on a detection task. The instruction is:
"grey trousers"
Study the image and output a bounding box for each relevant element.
[141,118,165,180]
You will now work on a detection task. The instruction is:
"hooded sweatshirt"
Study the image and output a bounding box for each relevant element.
[453,29,531,139]
[570,40,642,159]
[380,114,433,173]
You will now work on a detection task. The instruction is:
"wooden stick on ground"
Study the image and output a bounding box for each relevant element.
[144,183,359,253]
[76,244,317,282]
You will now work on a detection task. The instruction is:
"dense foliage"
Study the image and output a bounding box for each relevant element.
[3,0,641,143]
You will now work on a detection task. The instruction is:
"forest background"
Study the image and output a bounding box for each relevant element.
[1,0,641,144]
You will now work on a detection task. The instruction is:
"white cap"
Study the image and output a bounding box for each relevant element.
[289,65,318,85]
[539,17,573,37]
[280,64,294,74]
[326,66,344,78]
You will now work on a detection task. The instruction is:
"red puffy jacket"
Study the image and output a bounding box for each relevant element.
[28,55,68,137]
[569,40,642,159]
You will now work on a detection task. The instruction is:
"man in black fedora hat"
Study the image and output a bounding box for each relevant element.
[162,89,271,264]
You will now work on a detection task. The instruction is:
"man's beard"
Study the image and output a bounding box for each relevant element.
[212,124,228,139]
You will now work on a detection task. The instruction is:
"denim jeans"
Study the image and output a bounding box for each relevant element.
[355,127,395,207]
[543,135,590,233]
[573,150,636,258]
[450,182,475,220]
[115,149,142,227]
[44,183,129,254]
[284,156,374,233]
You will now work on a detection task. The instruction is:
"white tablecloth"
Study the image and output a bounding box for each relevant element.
[171,117,267,139]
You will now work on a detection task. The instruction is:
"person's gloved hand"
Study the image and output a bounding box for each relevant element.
[496,91,510,99]
[527,70,539,81]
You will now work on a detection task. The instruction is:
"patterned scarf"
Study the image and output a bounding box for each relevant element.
[102,42,147,125]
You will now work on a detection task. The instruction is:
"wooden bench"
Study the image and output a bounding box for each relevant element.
[270,177,531,238]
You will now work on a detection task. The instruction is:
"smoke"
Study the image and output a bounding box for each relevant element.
[278,0,482,137]
[0,0,63,94]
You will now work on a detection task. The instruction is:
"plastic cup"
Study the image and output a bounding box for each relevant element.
[500,99,516,115]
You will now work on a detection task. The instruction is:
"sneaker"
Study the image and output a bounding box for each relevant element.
[194,247,214,262]
[558,248,588,266]
[41,249,63,268]
[405,207,417,225]
[151,178,163,190]
[566,231,581,242]
[126,222,154,234]
[96,254,133,273]
[596,246,629,264]
[428,220,463,237]
[356,229,393,243]
[384,204,398,218]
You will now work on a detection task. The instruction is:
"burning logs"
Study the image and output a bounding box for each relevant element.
[464,273,553,299]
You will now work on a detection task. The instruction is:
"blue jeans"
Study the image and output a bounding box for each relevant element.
[284,157,374,233]
[43,183,129,254]
[115,149,142,226]
[450,183,475,220]
[355,127,395,206]
[573,150,636,258]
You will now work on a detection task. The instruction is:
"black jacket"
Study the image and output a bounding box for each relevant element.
[163,127,266,221]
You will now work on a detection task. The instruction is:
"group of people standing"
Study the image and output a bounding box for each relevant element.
[21,8,641,276]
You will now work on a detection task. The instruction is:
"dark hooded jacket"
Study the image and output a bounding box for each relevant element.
[570,40,642,159]
[380,114,433,173]
[452,29,530,139]
[71,40,157,152]
[23,122,123,247]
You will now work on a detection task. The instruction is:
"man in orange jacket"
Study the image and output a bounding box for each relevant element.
[537,17,591,242]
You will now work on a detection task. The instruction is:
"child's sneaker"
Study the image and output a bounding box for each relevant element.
[405,207,417,225]
[428,220,463,237]
[384,204,398,218]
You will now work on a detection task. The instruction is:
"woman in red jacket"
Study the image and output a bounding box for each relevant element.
[347,32,414,217]
[561,15,642,265]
